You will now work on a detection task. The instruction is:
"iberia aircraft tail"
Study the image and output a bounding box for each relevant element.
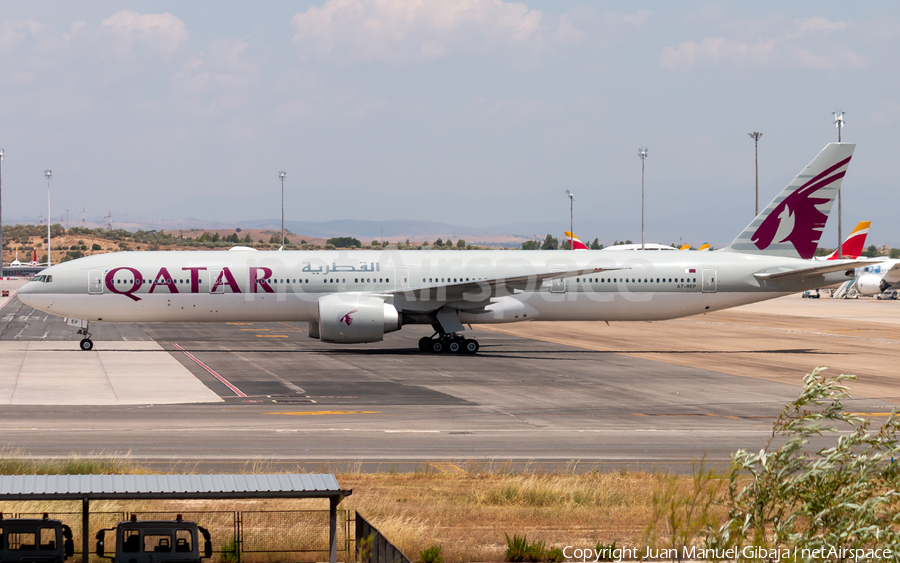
[824,221,870,260]
[563,232,590,251]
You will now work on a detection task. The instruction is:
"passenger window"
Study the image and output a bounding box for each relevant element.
[122,530,140,552]
[40,527,57,550]
[145,534,172,553]
[175,529,193,553]
[8,532,37,550]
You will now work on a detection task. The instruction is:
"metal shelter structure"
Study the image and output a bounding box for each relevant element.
[0,474,351,563]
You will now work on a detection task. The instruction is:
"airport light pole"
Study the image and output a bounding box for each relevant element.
[638,147,648,250]
[565,189,574,250]
[0,149,4,278]
[833,111,845,259]
[748,131,762,216]
[45,169,52,266]
[279,170,286,249]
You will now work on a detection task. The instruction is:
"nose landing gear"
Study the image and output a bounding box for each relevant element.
[76,322,93,351]
[418,333,479,354]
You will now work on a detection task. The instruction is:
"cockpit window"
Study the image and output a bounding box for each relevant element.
[32,275,52,283]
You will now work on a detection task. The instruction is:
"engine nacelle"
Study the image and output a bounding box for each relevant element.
[317,294,400,343]
[857,274,887,296]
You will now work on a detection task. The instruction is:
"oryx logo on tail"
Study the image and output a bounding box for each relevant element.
[750,155,851,259]
[339,309,358,326]
[723,143,855,260]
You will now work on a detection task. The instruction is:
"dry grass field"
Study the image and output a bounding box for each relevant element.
[0,454,720,562]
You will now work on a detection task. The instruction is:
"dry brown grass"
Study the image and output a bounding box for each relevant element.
[0,457,722,563]
[337,466,697,562]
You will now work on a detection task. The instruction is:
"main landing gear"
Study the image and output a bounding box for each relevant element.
[77,322,93,351]
[418,332,479,354]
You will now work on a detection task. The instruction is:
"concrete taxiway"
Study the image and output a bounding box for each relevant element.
[0,277,897,472]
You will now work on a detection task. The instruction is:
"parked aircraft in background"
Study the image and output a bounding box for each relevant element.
[821,221,870,260]
[563,232,590,250]
[605,243,678,251]
[854,259,900,296]
[698,243,710,251]
[679,244,690,250]
[18,143,869,354]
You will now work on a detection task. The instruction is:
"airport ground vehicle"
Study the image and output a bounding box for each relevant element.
[877,289,899,300]
[802,289,820,298]
[96,515,212,563]
[0,514,75,563]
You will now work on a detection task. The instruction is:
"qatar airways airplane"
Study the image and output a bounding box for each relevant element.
[17,143,870,354]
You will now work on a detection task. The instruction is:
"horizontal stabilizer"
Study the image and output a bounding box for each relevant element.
[753,260,875,282]
[883,262,900,285]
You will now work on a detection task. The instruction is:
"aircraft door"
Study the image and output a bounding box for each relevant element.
[702,269,717,293]
[549,269,567,293]
[209,268,224,294]
[394,269,410,290]
[89,270,103,294]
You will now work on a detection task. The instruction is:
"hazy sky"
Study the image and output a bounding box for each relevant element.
[1,1,898,246]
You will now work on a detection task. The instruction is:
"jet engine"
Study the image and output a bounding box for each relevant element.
[856,274,887,296]
[317,294,400,343]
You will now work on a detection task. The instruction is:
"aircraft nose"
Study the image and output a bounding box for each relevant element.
[16,283,35,306]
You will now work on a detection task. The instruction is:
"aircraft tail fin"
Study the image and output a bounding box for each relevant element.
[825,220,870,260]
[698,242,710,251]
[679,244,690,250]
[563,231,590,251]
[722,143,855,259]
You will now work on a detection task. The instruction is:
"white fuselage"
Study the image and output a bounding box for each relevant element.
[17,248,855,326]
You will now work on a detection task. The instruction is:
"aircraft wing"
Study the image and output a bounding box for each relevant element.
[753,260,876,282]
[883,262,900,285]
[391,266,627,302]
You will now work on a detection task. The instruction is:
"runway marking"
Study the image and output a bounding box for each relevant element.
[384,430,440,433]
[228,350,305,394]
[172,343,248,398]
[429,462,467,474]
[243,328,269,331]
[278,322,306,333]
[227,323,254,325]
[269,410,379,416]
[256,335,288,338]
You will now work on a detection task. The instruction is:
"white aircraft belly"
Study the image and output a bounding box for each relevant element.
[519,291,791,322]
[22,293,321,323]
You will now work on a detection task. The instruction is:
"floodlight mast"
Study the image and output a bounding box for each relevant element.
[0,149,4,278]
[45,169,52,266]
[638,147,648,250]
[833,111,845,259]
[748,132,762,216]
[565,190,574,250]
[279,170,287,249]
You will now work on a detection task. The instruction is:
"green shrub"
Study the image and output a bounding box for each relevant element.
[419,544,443,563]
[545,547,564,563]
[504,534,546,562]
[220,538,240,563]
[707,367,900,553]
